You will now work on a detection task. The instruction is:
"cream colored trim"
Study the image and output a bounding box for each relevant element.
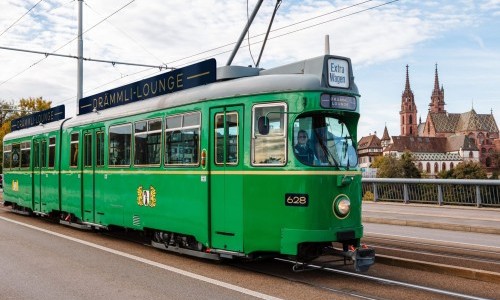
[8,169,361,176]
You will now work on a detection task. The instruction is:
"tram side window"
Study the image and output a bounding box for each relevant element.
[11,143,20,168]
[70,133,79,167]
[33,142,39,168]
[215,112,238,165]
[165,112,200,166]
[96,131,104,167]
[252,103,287,166]
[84,133,92,167]
[21,142,31,168]
[109,124,132,166]
[48,138,55,168]
[41,140,47,168]
[3,145,11,169]
[134,118,162,166]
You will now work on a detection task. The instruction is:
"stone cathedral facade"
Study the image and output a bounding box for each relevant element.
[359,65,499,177]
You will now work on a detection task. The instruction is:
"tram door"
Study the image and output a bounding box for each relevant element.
[82,128,104,223]
[32,139,46,213]
[209,106,244,252]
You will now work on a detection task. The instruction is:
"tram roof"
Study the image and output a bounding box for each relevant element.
[4,55,358,141]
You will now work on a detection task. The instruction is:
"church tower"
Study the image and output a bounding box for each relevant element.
[381,124,391,149]
[400,65,418,136]
[429,64,445,113]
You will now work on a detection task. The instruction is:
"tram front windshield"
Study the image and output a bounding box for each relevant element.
[293,115,357,168]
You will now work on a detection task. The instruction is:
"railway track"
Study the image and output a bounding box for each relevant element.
[229,257,492,300]
[363,234,500,284]
[2,206,498,299]
[78,219,500,299]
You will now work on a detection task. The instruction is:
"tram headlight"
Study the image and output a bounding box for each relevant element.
[333,195,351,218]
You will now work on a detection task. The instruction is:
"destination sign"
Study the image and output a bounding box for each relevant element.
[11,105,65,131]
[327,58,349,88]
[320,94,357,111]
[78,59,217,115]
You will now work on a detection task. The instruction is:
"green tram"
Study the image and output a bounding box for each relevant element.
[3,55,374,271]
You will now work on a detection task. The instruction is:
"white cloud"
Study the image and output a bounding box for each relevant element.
[0,0,499,135]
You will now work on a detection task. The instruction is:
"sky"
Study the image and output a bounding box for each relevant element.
[0,0,499,139]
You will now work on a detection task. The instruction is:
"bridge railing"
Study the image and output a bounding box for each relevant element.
[361,178,500,208]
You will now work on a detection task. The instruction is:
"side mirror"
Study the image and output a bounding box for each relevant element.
[257,116,270,135]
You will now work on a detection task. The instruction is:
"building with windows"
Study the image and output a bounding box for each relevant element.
[358,133,382,169]
[358,64,499,177]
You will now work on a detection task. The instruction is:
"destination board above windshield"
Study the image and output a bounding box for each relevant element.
[78,59,216,115]
[320,94,357,111]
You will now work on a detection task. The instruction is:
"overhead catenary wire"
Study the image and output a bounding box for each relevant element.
[2,0,399,106]
[0,0,45,39]
[0,0,161,88]
[0,0,76,40]
[0,45,168,88]
[84,1,165,66]
[174,0,400,67]
[0,46,168,69]
[54,0,400,105]
[246,0,257,67]
[166,0,377,66]
[53,67,160,107]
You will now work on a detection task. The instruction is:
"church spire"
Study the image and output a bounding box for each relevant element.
[405,64,411,93]
[433,63,440,91]
[400,65,418,136]
[381,124,391,148]
[429,63,446,113]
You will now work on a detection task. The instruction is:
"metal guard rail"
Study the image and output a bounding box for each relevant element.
[361,178,500,208]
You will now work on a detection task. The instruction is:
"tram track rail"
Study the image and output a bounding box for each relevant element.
[2,205,497,299]
[86,222,498,299]
[364,235,500,284]
[274,258,492,300]
[229,257,491,300]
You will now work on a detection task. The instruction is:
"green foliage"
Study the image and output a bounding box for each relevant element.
[374,151,421,178]
[490,152,500,178]
[400,151,421,178]
[437,169,453,179]
[373,155,402,178]
[438,160,487,179]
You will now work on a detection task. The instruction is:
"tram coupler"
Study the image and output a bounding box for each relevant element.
[346,244,375,272]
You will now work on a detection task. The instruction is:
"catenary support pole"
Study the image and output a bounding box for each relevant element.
[77,0,83,115]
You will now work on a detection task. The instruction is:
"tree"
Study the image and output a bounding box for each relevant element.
[400,151,421,178]
[438,161,487,179]
[372,151,421,178]
[372,155,403,178]
[0,97,52,173]
[490,151,500,179]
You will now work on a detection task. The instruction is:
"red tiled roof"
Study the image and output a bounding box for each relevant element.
[358,134,382,150]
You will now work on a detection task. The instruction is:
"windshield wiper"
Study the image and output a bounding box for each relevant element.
[313,129,339,169]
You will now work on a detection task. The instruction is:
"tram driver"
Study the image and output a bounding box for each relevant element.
[294,130,315,164]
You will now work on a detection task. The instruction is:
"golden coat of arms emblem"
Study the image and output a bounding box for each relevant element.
[137,185,157,207]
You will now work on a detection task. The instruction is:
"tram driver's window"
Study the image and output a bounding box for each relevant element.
[251,103,287,166]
